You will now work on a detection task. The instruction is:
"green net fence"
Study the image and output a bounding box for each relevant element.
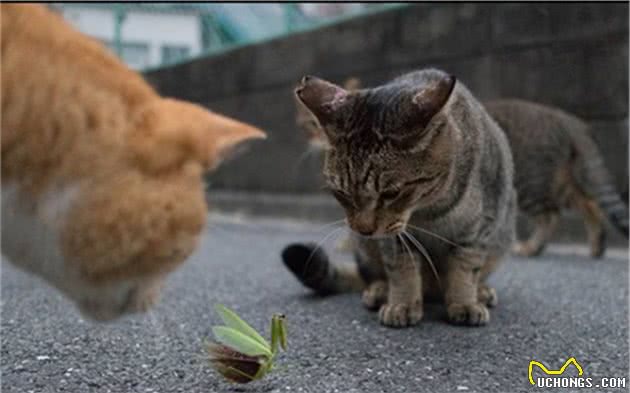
[52,3,406,71]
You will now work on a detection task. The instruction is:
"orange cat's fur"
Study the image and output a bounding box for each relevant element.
[1,4,265,321]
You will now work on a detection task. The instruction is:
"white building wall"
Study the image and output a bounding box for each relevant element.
[120,11,201,67]
[61,7,115,41]
[59,6,201,69]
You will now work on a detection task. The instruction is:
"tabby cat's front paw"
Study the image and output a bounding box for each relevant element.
[447,302,490,326]
[378,301,423,328]
[362,280,388,311]
[477,284,498,308]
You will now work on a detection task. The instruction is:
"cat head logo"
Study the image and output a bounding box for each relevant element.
[528,357,584,385]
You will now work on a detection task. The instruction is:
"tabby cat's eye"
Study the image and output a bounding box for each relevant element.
[381,189,400,201]
[330,189,354,208]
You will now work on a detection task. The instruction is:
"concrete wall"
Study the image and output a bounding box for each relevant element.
[146,3,628,198]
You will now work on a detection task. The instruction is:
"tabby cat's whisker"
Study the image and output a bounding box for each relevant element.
[396,234,406,259]
[402,230,442,289]
[314,218,346,233]
[398,233,416,266]
[405,224,486,257]
[301,226,345,276]
[404,223,462,249]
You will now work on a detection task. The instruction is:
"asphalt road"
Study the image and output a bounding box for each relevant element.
[2,214,628,393]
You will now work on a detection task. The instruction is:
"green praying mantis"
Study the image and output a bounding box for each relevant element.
[207,304,287,384]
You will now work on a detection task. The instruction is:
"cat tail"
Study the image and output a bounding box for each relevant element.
[572,129,629,237]
[281,243,365,295]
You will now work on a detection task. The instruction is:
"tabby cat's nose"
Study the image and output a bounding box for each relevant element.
[357,229,374,236]
[354,224,376,236]
[352,214,376,236]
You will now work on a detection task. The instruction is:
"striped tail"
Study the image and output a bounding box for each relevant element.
[572,131,629,237]
[281,243,365,295]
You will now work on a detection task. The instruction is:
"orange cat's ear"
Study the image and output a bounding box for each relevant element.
[205,111,267,170]
[131,99,266,173]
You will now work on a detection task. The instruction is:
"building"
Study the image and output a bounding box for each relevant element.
[52,3,397,70]
[54,4,203,70]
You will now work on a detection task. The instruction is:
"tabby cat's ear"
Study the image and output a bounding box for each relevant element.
[132,99,266,173]
[295,76,350,126]
[410,74,456,129]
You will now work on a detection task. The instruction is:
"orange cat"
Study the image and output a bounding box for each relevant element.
[1,4,265,321]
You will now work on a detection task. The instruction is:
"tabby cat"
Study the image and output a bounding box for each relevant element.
[297,83,628,258]
[1,4,265,321]
[485,100,628,257]
[283,69,516,327]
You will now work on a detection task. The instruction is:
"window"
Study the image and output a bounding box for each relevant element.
[161,45,191,64]
[102,41,150,69]
[120,42,150,69]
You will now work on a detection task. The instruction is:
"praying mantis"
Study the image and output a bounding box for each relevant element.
[207,304,287,383]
